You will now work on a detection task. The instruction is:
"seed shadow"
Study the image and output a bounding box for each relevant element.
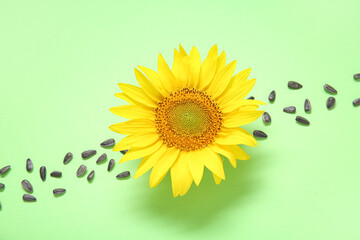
[323,89,337,95]
[263,121,271,126]
[296,121,310,127]
[0,187,4,192]
[254,137,268,141]
[129,149,270,231]
[54,192,66,198]
[101,145,115,150]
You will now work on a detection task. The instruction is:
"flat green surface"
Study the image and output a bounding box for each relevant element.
[1,0,360,239]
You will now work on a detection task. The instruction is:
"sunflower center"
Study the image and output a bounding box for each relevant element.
[154,88,223,152]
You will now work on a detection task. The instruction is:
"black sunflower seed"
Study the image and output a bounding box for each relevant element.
[326,97,336,109]
[0,183,4,189]
[87,170,95,182]
[283,106,296,113]
[354,73,360,80]
[82,150,97,159]
[96,153,107,164]
[353,98,360,106]
[323,84,337,94]
[288,81,302,89]
[305,99,311,112]
[26,158,33,172]
[247,96,255,100]
[50,171,62,178]
[107,159,115,172]
[40,166,46,181]
[23,194,36,202]
[268,90,276,102]
[100,138,115,147]
[0,165,10,175]
[53,188,66,196]
[262,112,271,123]
[296,116,310,125]
[116,171,130,179]
[76,165,87,177]
[253,130,267,138]
[120,149,128,155]
[21,180,33,193]
[63,152,73,165]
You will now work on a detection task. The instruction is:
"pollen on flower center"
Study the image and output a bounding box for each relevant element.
[154,88,223,152]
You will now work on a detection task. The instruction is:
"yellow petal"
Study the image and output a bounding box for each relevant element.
[170,154,193,197]
[137,65,169,97]
[200,147,225,180]
[114,92,152,109]
[134,68,164,102]
[219,68,251,101]
[109,119,155,135]
[222,110,264,128]
[197,44,218,89]
[216,127,256,147]
[149,147,180,188]
[134,144,168,179]
[219,79,256,110]
[215,51,226,74]
[185,150,204,186]
[119,140,163,164]
[212,172,222,185]
[209,143,237,168]
[109,105,154,119]
[172,49,188,89]
[178,44,192,88]
[113,133,159,152]
[158,53,176,92]
[188,46,201,88]
[221,99,266,114]
[117,83,158,108]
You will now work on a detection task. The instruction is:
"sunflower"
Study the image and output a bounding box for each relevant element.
[109,44,265,197]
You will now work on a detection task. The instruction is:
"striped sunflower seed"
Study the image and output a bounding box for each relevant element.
[305,99,311,112]
[0,165,10,175]
[53,188,66,196]
[353,98,360,106]
[116,171,130,179]
[262,112,271,123]
[100,138,115,147]
[253,130,267,138]
[26,158,33,172]
[40,166,46,181]
[296,116,310,125]
[108,159,115,172]
[76,165,87,177]
[50,171,62,178]
[21,180,33,193]
[326,97,336,109]
[87,170,95,182]
[354,73,360,80]
[96,153,107,164]
[63,152,73,164]
[268,90,276,102]
[120,149,128,155]
[82,150,97,159]
[247,96,255,100]
[23,194,36,202]
[283,106,296,113]
[0,183,4,189]
[323,84,337,94]
[288,81,302,89]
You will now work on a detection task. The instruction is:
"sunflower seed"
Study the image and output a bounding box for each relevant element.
[53,188,66,196]
[100,138,115,147]
[0,183,4,189]
[296,116,310,125]
[120,149,128,155]
[283,106,296,113]
[87,170,95,182]
[353,98,360,106]
[0,165,10,175]
[63,152,73,164]
[23,194,36,202]
[76,165,87,177]
[82,150,97,159]
[247,96,255,100]
[40,166,46,181]
[323,84,337,94]
[326,97,336,109]
[107,159,115,172]
[116,171,130,179]
[262,112,271,123]
[21,180,33,193]
[288,81,302,89]
[268,90,276,102]
[305,99,311,112]
[50,171,62,178]
[26,158,33,172]
[253,130,267,138]
[96,153,107,164]
[354,73,360,80]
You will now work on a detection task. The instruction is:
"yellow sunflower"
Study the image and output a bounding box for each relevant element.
[109,44,265,197]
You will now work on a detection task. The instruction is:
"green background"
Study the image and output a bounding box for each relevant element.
[1,0,360,239]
